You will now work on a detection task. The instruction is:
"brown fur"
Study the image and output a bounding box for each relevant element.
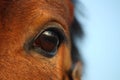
[0,0,82,80]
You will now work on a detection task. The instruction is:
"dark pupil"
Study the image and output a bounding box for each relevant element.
[33,30,59,52]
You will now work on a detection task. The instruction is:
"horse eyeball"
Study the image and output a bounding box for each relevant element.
[33,30,59,52]
[31,26,66,58]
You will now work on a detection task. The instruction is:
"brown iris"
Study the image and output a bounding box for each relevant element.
[33,30,59,53]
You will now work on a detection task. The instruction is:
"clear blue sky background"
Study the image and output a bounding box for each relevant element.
[75,0,120,80]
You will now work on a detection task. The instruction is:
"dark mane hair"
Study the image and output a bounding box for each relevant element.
[67,1,84,79]
[70,0,84,67]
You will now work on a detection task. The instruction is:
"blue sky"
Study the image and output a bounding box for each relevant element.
[75,0,120,80]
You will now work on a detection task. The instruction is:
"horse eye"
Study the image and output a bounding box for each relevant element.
[33,30,59,52]
[32,28,64,57]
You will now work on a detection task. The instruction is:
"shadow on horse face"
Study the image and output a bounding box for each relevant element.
[0,0,82,80]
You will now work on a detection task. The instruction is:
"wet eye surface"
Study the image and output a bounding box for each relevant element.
[30,27,65,57]
[33,30,59,52]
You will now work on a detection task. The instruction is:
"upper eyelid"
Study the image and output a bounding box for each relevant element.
[33,22,68,43]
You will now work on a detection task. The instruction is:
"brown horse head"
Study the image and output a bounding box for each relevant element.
[0,0,82,80]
